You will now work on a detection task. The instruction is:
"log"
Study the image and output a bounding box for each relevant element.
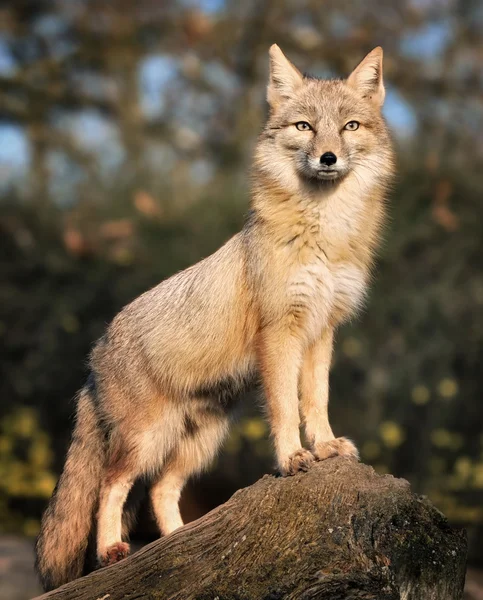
[34,458,467,600]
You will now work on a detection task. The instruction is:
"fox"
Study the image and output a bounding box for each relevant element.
[35,44,395,591]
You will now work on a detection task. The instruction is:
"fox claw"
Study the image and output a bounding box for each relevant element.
[99,541,130,567]
[280,448,315,476]
[313,437,359,461]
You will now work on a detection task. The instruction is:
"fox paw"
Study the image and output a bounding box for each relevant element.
[99,542,130,567]
[313,437,359,461]
[280,448,315,476]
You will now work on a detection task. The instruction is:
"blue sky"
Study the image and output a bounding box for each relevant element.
[400,21,453,59]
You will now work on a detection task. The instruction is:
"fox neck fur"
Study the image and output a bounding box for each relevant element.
[250,167,386,264]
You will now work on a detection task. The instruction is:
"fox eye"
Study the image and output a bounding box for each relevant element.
[344,120,360,131]
[295,121,312,131]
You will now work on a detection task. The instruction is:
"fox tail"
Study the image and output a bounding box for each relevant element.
[35,383,105,591]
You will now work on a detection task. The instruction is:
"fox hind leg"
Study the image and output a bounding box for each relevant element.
[96,433,143,568]
[97,468,135,567]
[150,403,230,536]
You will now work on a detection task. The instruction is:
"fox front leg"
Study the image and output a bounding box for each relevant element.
[258,326,314,475]
[300,328,359,461]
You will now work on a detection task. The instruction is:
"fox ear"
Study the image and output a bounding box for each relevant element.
[267,44,303,109]
[347,47,385,107]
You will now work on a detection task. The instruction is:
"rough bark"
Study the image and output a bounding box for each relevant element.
[34,458,467,600]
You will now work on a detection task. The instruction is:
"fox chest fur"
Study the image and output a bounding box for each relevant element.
[282,234,367,338]
[287,248,366,330]
[251,191,376,344]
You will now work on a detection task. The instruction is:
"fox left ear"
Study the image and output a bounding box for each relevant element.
[347,47,385,107]
[267,44,304,110]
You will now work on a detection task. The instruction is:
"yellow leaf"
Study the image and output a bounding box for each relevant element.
[379,421,405,448]
[241,419,267,441]
[454,457,472,480]
[11,408,37,438]
[35,473,57,498]
[29,440,53,468]
[0,436,12,454]
[431,429,452,448]
[411,385,430,405]
[438,378,458,399]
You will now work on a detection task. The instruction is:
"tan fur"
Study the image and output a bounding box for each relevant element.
[35,386,104,590]
[35,45,395,590]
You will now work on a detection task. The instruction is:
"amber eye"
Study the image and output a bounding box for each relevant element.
[295,121,312,131]
[344,121,360,131]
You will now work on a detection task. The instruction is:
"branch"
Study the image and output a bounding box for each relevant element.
[34,458,467,600]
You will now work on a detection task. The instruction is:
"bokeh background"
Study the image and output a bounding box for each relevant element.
[1,0,483,597]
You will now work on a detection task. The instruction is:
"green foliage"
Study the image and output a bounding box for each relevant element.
[0,407,56,535]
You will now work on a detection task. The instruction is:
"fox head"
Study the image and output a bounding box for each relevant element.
[255,45,394,195]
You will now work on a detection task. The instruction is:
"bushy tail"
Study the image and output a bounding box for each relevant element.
[35,384,105,591]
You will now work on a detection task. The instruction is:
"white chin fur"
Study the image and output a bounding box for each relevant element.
[315,171,342,181]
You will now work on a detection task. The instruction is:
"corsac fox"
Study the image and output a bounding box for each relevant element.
[35,45,395,590]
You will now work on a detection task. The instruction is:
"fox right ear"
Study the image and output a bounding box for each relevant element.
[347,47,385,107]
[267,44,303,110]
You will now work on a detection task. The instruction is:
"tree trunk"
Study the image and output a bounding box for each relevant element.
[34,458,467,600]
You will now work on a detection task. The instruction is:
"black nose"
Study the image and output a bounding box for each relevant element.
[320,152,337,166]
